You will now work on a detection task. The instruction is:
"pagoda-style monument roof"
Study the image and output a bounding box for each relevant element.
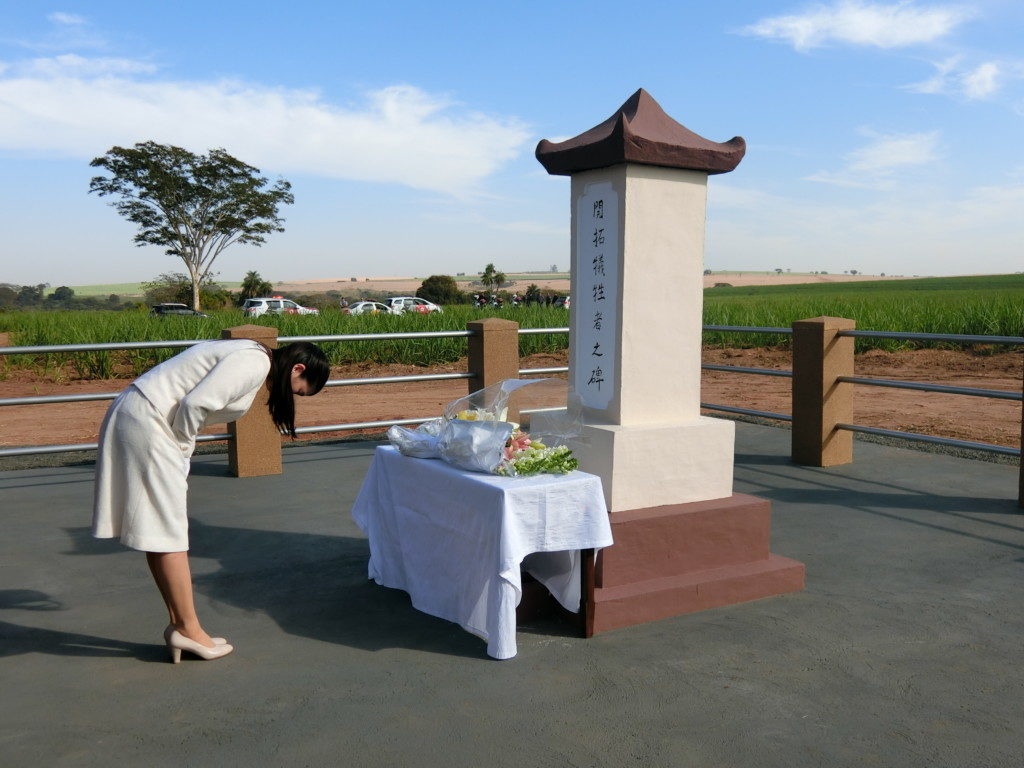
[536,89,745,176]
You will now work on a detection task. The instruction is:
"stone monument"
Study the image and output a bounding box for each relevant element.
[534,89,805,634]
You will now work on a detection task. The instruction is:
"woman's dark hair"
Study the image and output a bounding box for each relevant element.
[266,342,330,437]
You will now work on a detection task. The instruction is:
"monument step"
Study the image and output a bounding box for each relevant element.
[597,493,772,587]
[588,553,805,635]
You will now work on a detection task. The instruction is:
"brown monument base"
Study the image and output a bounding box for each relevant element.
[586,493,804,636]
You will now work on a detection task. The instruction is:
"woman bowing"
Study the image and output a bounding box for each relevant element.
[92,339,329,663]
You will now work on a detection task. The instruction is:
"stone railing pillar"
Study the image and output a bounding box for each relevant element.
[466,318,520,391]
[791,316,855,467]
[466,317,521,420]
[221,324,281,477]
[1019,360,1023,508]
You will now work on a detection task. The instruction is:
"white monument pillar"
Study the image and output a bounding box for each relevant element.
[536,90,804,635]
[537,89,744,512]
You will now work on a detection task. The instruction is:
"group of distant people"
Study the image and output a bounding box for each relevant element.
[471,293,569,309]
[473,293,514,308]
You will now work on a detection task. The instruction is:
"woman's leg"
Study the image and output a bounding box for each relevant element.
[146,553,178,625]
[145,551,215,647]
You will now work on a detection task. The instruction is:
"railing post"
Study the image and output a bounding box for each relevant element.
[466,318,520,391]
[1019,359,1023,509]
[221,324,281,478]
[791,316,855,466]
[466,318,520,419]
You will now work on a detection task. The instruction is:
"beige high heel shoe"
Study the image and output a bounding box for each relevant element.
[165,628,234,663]
[164,624,228,647]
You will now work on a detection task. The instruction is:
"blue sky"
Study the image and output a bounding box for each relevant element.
[1,1,1023,286]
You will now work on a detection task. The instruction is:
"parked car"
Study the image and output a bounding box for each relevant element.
[149,303,208,318]
[385,296,443,314]
[553,295,571,309]
[344,301,397,315]
[242,297,319,317]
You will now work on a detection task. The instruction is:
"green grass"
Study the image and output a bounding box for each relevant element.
[705,273,1024,297]
[703,274,1024,350]
[4,274,1021,378]
[0,306,571,378]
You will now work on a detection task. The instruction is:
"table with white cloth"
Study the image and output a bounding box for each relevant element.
[350,445,613,659]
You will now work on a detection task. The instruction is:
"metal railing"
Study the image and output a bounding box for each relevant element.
[0,431,232,459]
[838,330,1024,345]
[0,326,577,457]
[699,326,794,423]
[0,330,474,358]
[2,324,1021,460]
[276,327,572,438]
[703,325,793,335]
[0,329,479,457]
[0,339,203,355]
[699,326,1023,458]
[832,424,1020,457]
[831,329,1022,457]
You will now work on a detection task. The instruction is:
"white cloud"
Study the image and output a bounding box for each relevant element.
[907,55,962,94]
[48,12,87,26]
[0,57,531,196]
[8,54,157,77]
[846,130,940,172]
[11,12,106,51]
[907,56,1024,100]
[805,130,941,187]
[913,58,999,99]
[962,62,1000,98]
[742,1,972,52]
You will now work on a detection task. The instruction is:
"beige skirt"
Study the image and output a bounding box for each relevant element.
[92,386,191,552]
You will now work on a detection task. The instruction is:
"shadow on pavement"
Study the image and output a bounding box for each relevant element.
[0,589,165,662]
[58,521,499,660]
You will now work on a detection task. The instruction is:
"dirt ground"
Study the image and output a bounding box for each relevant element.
[1,348,1020,451]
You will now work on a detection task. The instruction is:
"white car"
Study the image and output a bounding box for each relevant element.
[385,296,443,314]
[242,297,319,316]
[344,301,397,315]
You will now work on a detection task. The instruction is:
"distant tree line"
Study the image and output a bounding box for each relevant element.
[1,263,570,314]
[0,283,129,311]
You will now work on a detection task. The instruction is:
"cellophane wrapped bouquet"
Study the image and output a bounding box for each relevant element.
[387,379,583,476]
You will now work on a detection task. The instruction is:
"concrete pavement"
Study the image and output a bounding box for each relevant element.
[1,424,1021,767]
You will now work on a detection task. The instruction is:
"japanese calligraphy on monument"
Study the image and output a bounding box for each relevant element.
[574,182,618,410]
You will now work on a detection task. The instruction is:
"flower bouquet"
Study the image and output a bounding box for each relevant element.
[496,428,579,476]
[387,378,582,476]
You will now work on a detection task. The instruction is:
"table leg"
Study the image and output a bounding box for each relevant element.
[581,548,595,638]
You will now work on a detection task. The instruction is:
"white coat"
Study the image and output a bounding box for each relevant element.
[92,339,272,552]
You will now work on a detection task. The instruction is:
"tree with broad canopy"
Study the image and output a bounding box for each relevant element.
[416,274,464,306]
[89,142,294,311]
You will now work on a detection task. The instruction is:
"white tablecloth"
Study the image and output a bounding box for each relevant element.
[351,445,612,659]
